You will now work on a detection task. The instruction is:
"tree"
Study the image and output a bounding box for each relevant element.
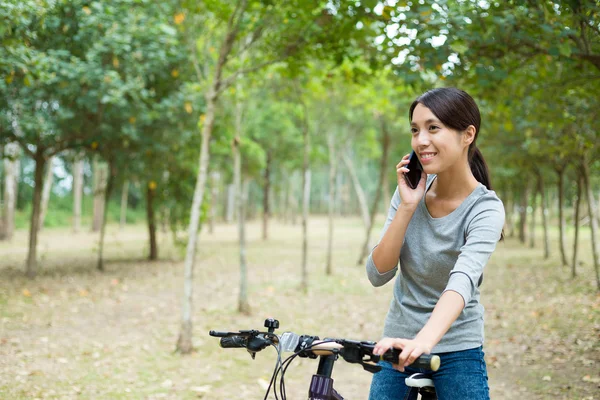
[175,0,382,352]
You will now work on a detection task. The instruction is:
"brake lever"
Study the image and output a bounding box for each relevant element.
[338,340,383,374]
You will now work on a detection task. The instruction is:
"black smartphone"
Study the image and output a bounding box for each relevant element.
[404,151,423,189]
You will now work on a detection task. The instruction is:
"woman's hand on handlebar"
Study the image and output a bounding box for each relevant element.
[373,337,432,372]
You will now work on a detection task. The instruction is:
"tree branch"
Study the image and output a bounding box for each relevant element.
[5,132,34,158]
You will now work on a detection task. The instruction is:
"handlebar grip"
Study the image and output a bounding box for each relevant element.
[220,336,246,348]
[209,330,231,337]
[412,354,440,371]
[382,349,440,371]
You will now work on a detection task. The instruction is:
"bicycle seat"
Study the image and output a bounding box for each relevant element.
[405,373,434,388]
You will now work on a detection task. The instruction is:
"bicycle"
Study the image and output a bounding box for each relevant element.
[209,318,441,399]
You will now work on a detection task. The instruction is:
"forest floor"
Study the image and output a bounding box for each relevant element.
[0,216,598,399]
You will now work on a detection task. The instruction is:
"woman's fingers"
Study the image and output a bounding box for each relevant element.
[395,345,421,372]
[373,337,404,355]
[396,154,411,169]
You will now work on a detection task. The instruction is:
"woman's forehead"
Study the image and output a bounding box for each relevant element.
[411,103,440,124]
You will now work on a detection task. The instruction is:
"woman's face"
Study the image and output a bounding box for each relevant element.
[410,103,468,175]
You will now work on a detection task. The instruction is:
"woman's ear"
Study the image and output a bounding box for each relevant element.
[463,125,476,147]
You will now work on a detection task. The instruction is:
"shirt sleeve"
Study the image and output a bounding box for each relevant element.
[365,186,401,287]
[443,195,505,306]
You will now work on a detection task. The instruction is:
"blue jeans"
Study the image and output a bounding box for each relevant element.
[368,346,489,400]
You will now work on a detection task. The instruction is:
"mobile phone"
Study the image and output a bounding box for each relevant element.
[403,151,423,189]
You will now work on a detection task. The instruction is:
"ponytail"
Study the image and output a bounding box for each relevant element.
[469,145,504,241]
[468,145,493,190]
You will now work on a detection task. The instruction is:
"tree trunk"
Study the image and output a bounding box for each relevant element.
[300,117,311,293]
[97,162,115,271]
[537,172,550,259]
[582,162,600,290]
[529,183,537,248]
[176,89,218,354]
[383,179,391,216]
[1,144,20,241]
[572,174,583,278]
[326,133,337,276]
[92,157,108,232]
[226,183,235,223]
[557,168,568,267]
[234,138,251,314]
[26,150,46,278]
[120,179,129,231]
[146,183,158,261]
[39,156,54,231]
[262,151,272,240]
[72,153,84,233]
[518,182,529,244]
[342,152,370,229]
[357,118,391,265]
[335,170,343,217]
[287,175,297,225]
[209,172,219,234]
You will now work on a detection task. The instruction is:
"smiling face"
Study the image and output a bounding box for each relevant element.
[410,103,473,175]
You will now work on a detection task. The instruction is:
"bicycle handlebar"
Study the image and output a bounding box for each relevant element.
[310,341,440,371]
[210,327,440,372]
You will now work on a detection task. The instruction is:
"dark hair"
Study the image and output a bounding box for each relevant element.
[408,87,493,191]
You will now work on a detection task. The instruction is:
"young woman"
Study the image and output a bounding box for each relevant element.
[366,88,505,400]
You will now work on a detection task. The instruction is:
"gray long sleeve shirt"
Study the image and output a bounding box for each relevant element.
[366,174,505,353]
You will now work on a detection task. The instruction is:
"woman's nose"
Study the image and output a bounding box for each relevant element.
[415,130,431,147]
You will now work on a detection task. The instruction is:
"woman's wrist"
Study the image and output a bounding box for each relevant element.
[397,202,418,213]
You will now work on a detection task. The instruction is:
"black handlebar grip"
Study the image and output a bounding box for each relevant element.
[220,336,247,348]
[382,349,440,371]
[209,330,230,337]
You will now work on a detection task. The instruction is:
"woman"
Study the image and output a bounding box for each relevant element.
[366,88,505,400]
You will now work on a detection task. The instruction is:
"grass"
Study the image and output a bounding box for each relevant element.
[0,217,598,399]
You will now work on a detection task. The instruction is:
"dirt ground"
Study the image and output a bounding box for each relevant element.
[0,216,598,399]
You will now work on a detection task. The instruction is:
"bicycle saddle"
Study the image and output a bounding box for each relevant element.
[405,373,434,388]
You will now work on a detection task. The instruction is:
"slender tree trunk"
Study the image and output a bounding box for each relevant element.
[572,174,583,278]
[73,153,84,233]
[92,157,108,232]
[326,133,337,276]
[146,183,158,261]
[503,188,513,237]
[26,150,46,278]
[518,182,529,244]
[301,137,311,293]
[342,152,370,228]
[335,170,343,217]
[39,156,54,231]
[262,151,272,240]
[529,183,537,248]
[557,168,568,266]
[358,118,391,265]
[177,87,219,353]
[582,162,600,290]
[97,162,115,271]
[234,138,251,314]
[238,178,250,313]
[537,172,550,259]
[226,183,235,223]
[383,179,391,215]
[508,190,517,238]
[209,172,219,234]
[1,144,20,241]
[120,179,129,231]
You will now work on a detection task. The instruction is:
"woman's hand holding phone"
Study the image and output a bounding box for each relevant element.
[396,153,427,208]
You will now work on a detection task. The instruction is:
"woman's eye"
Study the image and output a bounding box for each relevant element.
[410,128,418,134]
[429,125,440,131]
